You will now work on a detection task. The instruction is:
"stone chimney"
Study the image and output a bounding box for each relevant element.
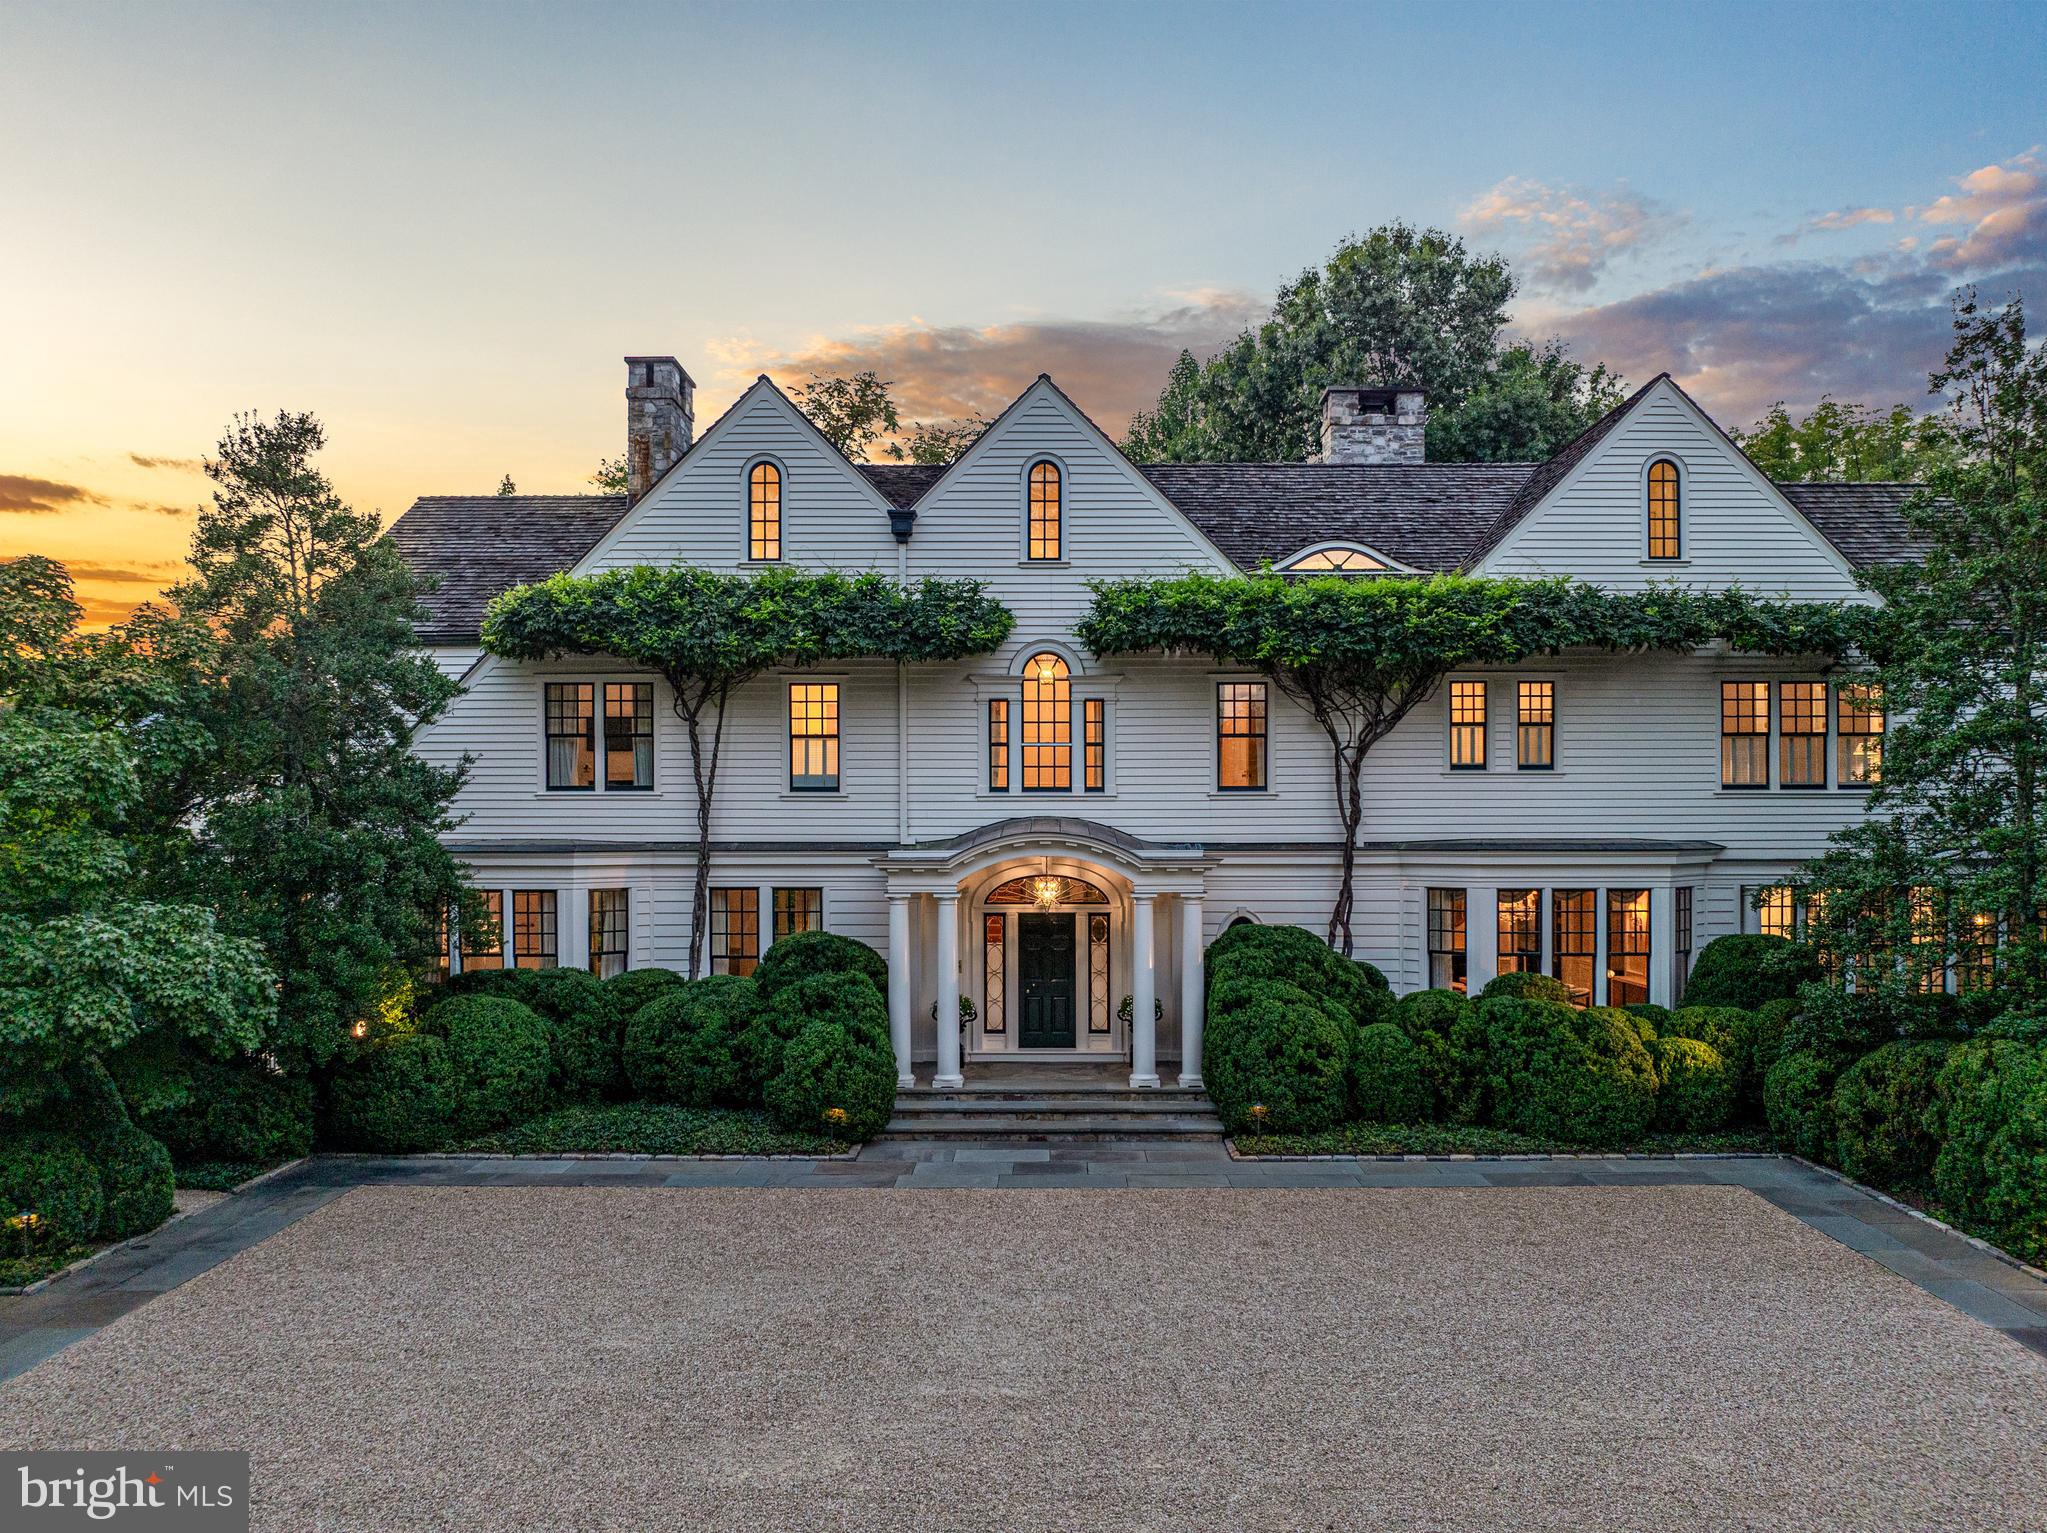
[625,355,695,502]
[1313,385,1425,465]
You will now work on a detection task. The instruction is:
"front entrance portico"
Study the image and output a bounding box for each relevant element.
[877,817,1213,1090]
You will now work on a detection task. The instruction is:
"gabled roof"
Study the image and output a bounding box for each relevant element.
[387,494,627,643]
[1776,483,1932,567]
[859,463,944,510]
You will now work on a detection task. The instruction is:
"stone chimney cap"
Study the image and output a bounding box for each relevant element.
[625,355,697,389]
[1319,384,1422,412]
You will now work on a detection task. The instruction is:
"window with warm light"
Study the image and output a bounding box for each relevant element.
[1721,682,1768,788]
[1026,461,1062,560]
[788,682,840,791]
[1516,681,1554,770]
[1605,888,1650,1006]
[1083,697,1105,792]
[1022,652,1071,790]
[1909,887,1945,994]
[773,886,823,940]
[513,889,558,969]
[1217,682,1267,790]
[603,683,654,790]
[1837,682,1883,786]
[1752,885,1800,939]
[1497,889,1541,974]
[1280,546,1388,572]
[588,889,629,978]
[462,890,504,972]
[1449,680,1487,769]
[1779,682,1826,788]
[748,461,782,561]
[1427,887,1467,992]
[710,887,760,976]
[1551,889,1595,1005]
[988,698,1010,792]
[1647,459,1681,559]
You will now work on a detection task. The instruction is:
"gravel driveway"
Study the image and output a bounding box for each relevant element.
[2,1184,2041,1531]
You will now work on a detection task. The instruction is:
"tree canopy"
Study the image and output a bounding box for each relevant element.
[1120,224,1622,465]
[1733,396,1955,483]
[793,371,901,459]
[1081,571,1870,953]
[1797,291,2047,1001]
[483,566,1014,975]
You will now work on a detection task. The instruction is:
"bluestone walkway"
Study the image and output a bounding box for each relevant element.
[3,1144,2043,1386]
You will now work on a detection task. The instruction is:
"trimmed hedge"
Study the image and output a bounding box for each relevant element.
[1831,1039,1953,1190]
[1764,1049,1836,1161]
[754,931,888,1003]
[624,976,757,1108]
[1204,976,1351,1135]
[1471,998,1657,1146]
[416,996,553,1137]
[0,1131,105,1246]
[326,1032,458,1152]
[742,972,891,1104]
[606,966,686,1018]
[1683,934,1824,1011]
[1348,1022,1428,1122]
[1931,1040,2047,1265]
[1390,988,1471,1119]
[142,1057,314,1167]
[1207,923,1389,1030]
[1480,971,1574,1006]
[764,1017,898,1141]
[504,969,624,1101]
[1646,1036,1735,1133]
[1623,1003,1671,1041]
[62,1060,175,1240]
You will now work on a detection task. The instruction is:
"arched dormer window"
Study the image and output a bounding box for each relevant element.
[748,461,782,561]
[1279,544,1389,573]
[1021,650,1071,789]
[1026,461,1062,561]
[1647,459,1681,560]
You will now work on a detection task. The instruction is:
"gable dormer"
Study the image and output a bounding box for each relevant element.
[1468,375,1867,601]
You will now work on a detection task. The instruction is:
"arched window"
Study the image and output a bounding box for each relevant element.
[1647,459,1680,560]
[1279,545,1388,572]
[1021,650,1071,790]
[748,461,782,561]
[1027,461,1062,561]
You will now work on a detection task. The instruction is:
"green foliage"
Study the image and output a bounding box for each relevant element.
[1797,294,2047,1004]
[1734,396,1954,484]
[88,1123,175,1241]
[462,1102,851,1157]
[764,1018,898,1141]
[1765,1050,1838,1160]
[483,969,622,1102]
[1480,971,1574,1006]
[1471,999,1658,1146]
[754,930,887,1003]
[325,1032,458,1152]
[1427,341,1629,463]
[482,565,1011,976]
[1831,1040,1954,1189]
[1206,922,1385,1027]
[1681,935,1825,1010]
[1122,224,1518,463]
[1622,1002,1671,1039]
[624,977,758,1107]
[590,454,629,494]
[1233,1122,1775,1157]
[1646,1036,1736,1133]
[793,370,900,460]
[1203,978,1351,1134]
[140,1056,314,1166]
[162,410,471,1067]
[415,996,552,1137]
[1389,988,1472,1117]
[887,413,993,465]
[0,1131,105,1247]
[1931,1040,2047,1264]
[740,972,888,1104]
[606,967,686,1018]
[1751,998,1801,1072]
[1347,1021,1428,1122]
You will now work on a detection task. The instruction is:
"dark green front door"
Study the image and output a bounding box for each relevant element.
[1018,912,1077,1048]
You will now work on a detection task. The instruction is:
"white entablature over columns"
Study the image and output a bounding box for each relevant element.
[876,817,1214,1090]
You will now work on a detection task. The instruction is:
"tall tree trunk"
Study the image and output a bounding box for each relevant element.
[675,679,730,981]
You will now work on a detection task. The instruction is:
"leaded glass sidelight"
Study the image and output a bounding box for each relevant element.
[982,915,1006,1034]
[1087,913,1111,1034]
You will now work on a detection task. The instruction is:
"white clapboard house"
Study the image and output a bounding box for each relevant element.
[389,358,1916,1087]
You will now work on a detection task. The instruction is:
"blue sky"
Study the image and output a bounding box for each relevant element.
[2,0,2043,617]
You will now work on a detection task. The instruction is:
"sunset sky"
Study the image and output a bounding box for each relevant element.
[4,0,2044,624]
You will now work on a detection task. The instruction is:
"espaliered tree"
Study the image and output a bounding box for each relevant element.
[482,567,1013,977]
[1079,572,1870,956]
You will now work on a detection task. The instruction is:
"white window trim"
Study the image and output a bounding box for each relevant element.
[741,454,789,565]
[1443,675,1491,773]
[1211,674,1273,796]
[784,673,847,797]
[1019,454,1071,564]
[537,675,660,796]
[1641,453,1689,564]
[1511,674,1562,773]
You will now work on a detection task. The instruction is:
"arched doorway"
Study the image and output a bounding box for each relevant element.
[979,872,1117,1051]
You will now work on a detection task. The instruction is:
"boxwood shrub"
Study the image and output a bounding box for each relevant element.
[605,967,686,1018]
[1831,1039,1954,1190]
[1391,988,1474,1119]
[1471,998,1657,1146]
[1683,934,1824,1010]
[495,969,623,1102]
[1203,976,1351,1135]
[1764,1049,1837,1160]
[1646,1035,1735,1133]
[417,996,552,1136]
[1622,1002,1671,1040]
[1479,971,1574,1007]
[742,971,891,1102]
[765,1017,898,1140]
[62,1059,175,1240]
[754,931,888,1003]
[624,976,757,1107]
[1931,1039,2047,1265]
[326,1032,459,1152]
[0,1131,105,1246]
[1348,1021,1428,1122]
[1207,922,1389,1029]
[142,1057,315,1167]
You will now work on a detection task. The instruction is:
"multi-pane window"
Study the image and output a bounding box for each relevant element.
[1674,886,1695,1004]
[544,682,595,790]
[1552,889,1595,1005]
[513,890,558,970]
[1022,652,1071,791]
[1497,889,1541,975]
[1721,682,1769,788]
[1908,887,1945,994]
[1026,461,1062,560]
[430,907,451,983]
[1448,680,1487,769]
[1516,681,1554,770]
[773,886,823,941]
[1779,682,1826,788]
[1754,885,1799,939]
[788,682,840,791]
[988,698,1010,792]
[1837,683,1884,787]
[1217,682,1267,791]
[1426,887,1467,993]
[588,889,629,978]
[1606,888,1650,1007]
[1083,698,1105,792]
[462,890,504,972]
[709,887,760,977]
[1647,459,1681,559]
[1956,910,1998,993]
[603,683,654,790]
[748,461,782,561]
[982,915,1006,1035]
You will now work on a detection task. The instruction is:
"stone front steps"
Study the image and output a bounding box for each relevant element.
[882,1083,1224,1141]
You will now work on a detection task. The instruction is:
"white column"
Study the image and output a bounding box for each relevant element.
[1648,886,1674,1008]
[1178,895,1205,1089]
[1129,892,1159,1088]
[933,893,963,1088]
[887,893,914,1087]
